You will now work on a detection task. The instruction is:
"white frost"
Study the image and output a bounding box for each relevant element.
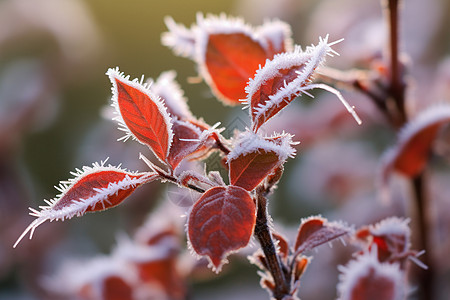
[227,130,298,163]
[106,67,174,162]
[13,159,156,248]
[337,248,406,300]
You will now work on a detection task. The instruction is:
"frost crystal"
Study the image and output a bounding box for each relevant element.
[227,130,298,162]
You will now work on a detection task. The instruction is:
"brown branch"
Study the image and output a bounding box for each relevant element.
[254,187,290,300]
[383,0,407,126]
[411,172,434,300]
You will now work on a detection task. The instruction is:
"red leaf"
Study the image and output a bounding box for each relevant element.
[102,276,133,300]
[14,161,156,248]
[188,185,256,271]
[272,232,290,259]
[244,36,360,132]
[294,216,350,255]
[227,131,296,191]
[356,217,412,265]
[167,119,203,169]
[204,32,268,104]
[229,150,279,191]
[381,104,450,179]
[107,68,173,162]
[163,14,293,105]
[338,251,405,300]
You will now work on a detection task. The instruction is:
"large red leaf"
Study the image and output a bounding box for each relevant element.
[14,161,157,248]
[294,216,350,255]
[188,185,256,271]
[163,14,293,105]
[381,104,450,179]
[204,32,268,104]
[227,131,296,191]
[107,67,173,162]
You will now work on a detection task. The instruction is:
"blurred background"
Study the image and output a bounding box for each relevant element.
[0,0,449,299]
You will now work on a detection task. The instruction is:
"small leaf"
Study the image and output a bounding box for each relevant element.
[244,36,361,132]
[227,131,296,191]
[355,217,414,266]
[107,67,173,162]
[337,250,406,300]
[381,104,450,180]
[167,119,203,169]
[272,232,290,259]
[188,185,256,272]
[14,160,156,248]
[163,14,292,105]
[294,216,350,255]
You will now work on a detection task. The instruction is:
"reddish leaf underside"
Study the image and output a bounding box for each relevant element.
[14,166,154,248]
[294,217,349,254]
[205,33,268,104]
[228,150,280,191]
[114,77,172,161]
[188,185,256,271]
[251,64,308,132]
[53,170,144,212]
[167,120,203,169]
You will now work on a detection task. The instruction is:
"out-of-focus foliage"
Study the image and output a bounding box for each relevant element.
[2,0,449,299]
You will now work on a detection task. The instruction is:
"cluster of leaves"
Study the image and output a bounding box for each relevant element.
[337,217,426,300]
[13,11,437,300]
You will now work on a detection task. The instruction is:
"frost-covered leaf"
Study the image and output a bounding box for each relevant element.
[294,215,351,255]
[188,185,256,272]
[113,233,185,299]
[107,67,173,162]
[162,13,292,105]
[167,119,204,170]
[44,256,137,300]
[14,160,157,248]
[272,232,289,259]
[167,119,220,170]
[337,249,406,300]
[244,36,361,132]
[227,130,296,191]
[381,104,450,180]
[355,217,422,268]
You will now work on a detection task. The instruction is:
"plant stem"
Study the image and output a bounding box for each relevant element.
[384,0,407,126]
[254,189,290,299]
[412,173,433,300]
